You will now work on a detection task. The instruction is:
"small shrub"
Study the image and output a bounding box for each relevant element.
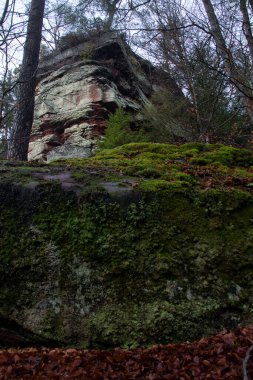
[56,29,107,53]
[139,89,194,143]
[98,108,148,149]
[81,42,96,60]
[56,32,87,52]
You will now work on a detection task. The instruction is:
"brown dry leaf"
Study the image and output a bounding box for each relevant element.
[0,325,253,379]
[222,332,236,346]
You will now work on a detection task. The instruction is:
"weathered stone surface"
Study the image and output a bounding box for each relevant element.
[28,34,184,162]
[47,144,93,162]
[1,143,253,348]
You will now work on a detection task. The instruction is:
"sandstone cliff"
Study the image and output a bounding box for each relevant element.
[28,33,184,162]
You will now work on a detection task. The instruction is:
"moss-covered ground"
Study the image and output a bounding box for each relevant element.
[0,143,253,348]
[60,142,253,191]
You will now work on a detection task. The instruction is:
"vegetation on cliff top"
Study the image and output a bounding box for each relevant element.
[59,142,253,193]
[2,142,253,193]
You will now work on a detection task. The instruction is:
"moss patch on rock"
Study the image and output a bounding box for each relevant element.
[60,142,253,192]
[0,143,253,348]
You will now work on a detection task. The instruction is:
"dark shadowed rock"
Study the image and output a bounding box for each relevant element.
[1,143,253,348]
[0,316,61,347]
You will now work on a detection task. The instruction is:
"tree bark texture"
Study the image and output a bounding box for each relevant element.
[0,0,10,27]
[240,0,253,64]
[103,0,120,31]
[249,0,253,13]
[7,0,46,160]
[201,0,237,77]
[201,0,253,123]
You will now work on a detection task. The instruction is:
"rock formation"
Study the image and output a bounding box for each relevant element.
[28,32,184,162]
[1,142,253,347]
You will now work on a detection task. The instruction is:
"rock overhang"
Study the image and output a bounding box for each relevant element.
[29,34,185,162]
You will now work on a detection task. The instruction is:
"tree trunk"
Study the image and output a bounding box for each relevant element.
[249,0,253,13]
[201,0,253,123]
[240,0,253,64]
[0,0,10,27]
[103,0,120,31]
[201,0,236,76]
[7,0,45,160]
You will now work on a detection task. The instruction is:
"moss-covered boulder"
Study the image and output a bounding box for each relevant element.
[1,143,253,348]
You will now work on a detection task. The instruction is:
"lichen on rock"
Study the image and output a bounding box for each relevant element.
[1,143,253,348]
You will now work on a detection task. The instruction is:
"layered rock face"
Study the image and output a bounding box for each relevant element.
[28,33,183,161]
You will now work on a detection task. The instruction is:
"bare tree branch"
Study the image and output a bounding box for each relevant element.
[0,0,10,27]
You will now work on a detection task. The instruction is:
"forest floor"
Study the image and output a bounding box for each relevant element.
[0,326,253,379]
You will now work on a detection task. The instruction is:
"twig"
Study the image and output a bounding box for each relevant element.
[243,344,253,380]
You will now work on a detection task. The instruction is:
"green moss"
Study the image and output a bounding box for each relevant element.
[190,157,210,166]
[135,167,162,178]
[1,143,253,348]
[138,179,189,191]
[60,143,253,194]
[89,299,236,348]
[190,145,253,167]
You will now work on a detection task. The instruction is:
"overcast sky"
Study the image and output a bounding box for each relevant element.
[0,0,197,74]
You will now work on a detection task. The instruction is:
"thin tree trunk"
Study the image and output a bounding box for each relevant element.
[103,0,120,31]
[0,0,10,27]
[7,0,45,160]
[201,0,253,123]
[240,0,253,63]
[201,0,236,76]
[249,0,253,13]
